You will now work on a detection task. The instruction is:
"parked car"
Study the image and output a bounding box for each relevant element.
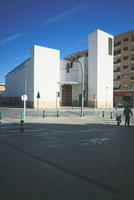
[116,103,124,108]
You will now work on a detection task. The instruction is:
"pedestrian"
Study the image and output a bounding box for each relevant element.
[123,104,133,127]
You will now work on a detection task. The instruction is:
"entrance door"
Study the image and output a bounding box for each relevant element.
[62,85,72,106]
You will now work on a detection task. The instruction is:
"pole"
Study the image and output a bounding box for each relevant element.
[105,87,108,109]
[24,100,26,120]
[76,60,84,117]
[37,99,39,118]
[56,92,58,111]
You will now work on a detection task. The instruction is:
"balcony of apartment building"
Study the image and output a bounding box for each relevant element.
[114,67,121,73]
[113,83,121,90]
[131,45,134,52]
[131,65,134,71]
[114,49,121,58]
[114,76,121,82]
[114,58,121,65]
[131,54,134,63]
[131,76,134,81]
[114,41,121,47]
[131,35,134,43]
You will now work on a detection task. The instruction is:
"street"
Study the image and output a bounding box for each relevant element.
[0,111,134,200]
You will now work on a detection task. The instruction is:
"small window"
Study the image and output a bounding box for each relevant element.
[123,37,129,42]
[123,56,128,60]
[131,35,134,41]
[131,64,134,70]
[131,45,134,51]
[114,41,121,47]
[123,65,129,69]
[122,74,129,78]
[108,38,113,55]
[131,55,134,61]
[123,47,128,51]
[122,83,128,88]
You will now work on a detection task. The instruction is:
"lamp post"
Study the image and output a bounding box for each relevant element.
[71,59,84,117]
[105,86,109,109]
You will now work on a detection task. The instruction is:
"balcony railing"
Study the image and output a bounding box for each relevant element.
[114,78,121,82]
[114,69,121,73]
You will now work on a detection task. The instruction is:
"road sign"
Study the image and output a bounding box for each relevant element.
[21,94,28,101]
[93,93,96,99]
[37,91,40,99]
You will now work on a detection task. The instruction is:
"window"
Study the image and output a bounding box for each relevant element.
[123,37,129,42]
[131,64,134,70]
[123,56,128,60]
[114,76,120,81]
[114,83,121,89]
[114,41,121,47]
[131,55,134,61]
[122,83,128,88]
[131,35,134,41]
[123,47,128,51]
[114,49,121,55]
[114,67,121,72]
[114,58,121,64]
[122,74,129,78]
[131,45,134,51]
[123,65,129,69]
[108,38,113,55]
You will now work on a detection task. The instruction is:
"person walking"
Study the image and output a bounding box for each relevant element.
[123,104,133,127]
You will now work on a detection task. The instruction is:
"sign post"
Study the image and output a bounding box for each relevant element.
[21,94,28,120]
[93,93,97,110]
[37,91,40,118]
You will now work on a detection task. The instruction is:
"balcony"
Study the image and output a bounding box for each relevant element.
[114,69,121,73]
[114,84,121,89]
[114,41,121,47]
[114,50,121,56]
[131,77,134,81]
[114,61,121,65]
[131,58,134,62]
[114,78,121,82]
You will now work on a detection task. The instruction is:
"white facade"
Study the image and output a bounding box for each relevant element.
[5,29,114,108]
[88,30,114,108]
[5,45,60,108]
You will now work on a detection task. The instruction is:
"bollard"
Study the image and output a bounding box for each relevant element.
[116,115,122,126]
[102,111,104,117]
[0,121,1,131]
[57,110,59,117]
[83,112,85,117]
[110,112,112,119]
[0,112,3,120]
[20,120,24,133]
[21,111,24,120]
[43,111,46,118]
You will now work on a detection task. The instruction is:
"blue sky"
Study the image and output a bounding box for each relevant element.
[0,0,134,82]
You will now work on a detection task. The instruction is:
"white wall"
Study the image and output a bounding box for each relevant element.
[88,30,113,108]
[33,45,60,107]
[5,58,34,101]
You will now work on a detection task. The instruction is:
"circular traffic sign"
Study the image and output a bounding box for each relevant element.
[21,94,28,101]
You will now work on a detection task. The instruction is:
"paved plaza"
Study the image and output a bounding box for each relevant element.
[0,107,134,200]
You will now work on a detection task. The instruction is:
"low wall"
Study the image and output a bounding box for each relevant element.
[0,97,34,108]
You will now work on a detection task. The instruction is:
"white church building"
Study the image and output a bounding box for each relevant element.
[4,30,114,108]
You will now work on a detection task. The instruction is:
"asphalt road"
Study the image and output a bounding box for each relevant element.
[0,122,134,200]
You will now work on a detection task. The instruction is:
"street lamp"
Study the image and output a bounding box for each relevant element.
[70,59,84,117]
[105,86,109,109]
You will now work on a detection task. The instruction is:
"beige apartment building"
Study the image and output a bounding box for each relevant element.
[114,30,134,107]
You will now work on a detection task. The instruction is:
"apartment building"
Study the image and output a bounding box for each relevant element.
[114,30,134,107]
